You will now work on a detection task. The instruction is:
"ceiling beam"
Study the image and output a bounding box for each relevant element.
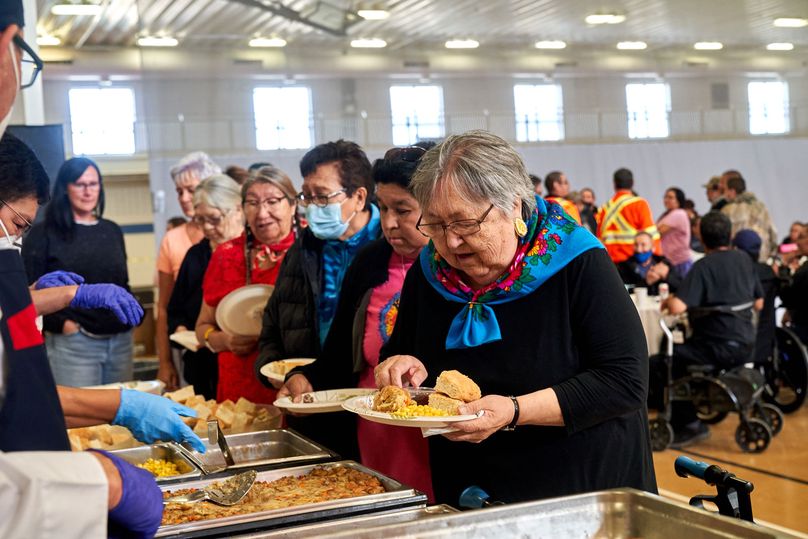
[224,0,356,37]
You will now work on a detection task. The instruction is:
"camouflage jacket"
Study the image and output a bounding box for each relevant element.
[721,191,778,261]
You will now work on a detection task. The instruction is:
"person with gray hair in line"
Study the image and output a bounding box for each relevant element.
[375,130,656,505]
[157,151,221,390]
[167,175,244,400]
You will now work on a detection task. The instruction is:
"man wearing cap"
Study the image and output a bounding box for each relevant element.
[704,176,726,211]
[0,3,197,536]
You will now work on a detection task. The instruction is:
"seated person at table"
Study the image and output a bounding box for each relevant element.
[778,225,808,345]
[661,212,763,447]
[617,231,681,295]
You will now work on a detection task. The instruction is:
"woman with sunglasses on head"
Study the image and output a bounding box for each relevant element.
[279,143,434,499]
[195,166,296,404]
[255,140,381,460]
[374,131,656,505]
[22,157,142,388]
[167,175,244,400]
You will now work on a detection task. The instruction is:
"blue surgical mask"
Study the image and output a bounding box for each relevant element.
[634,251,652,263]
[306,201,356,240]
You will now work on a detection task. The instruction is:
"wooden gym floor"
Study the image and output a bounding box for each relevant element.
[653,401,808,535]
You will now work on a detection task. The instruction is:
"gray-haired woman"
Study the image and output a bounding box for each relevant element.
[375,130,657,504]
[157,151,221,390]
[167,175,243,399]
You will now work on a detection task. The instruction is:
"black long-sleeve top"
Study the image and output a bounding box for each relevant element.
[22,219,133,335]
[167,240,211,335]
[381,248,657,505]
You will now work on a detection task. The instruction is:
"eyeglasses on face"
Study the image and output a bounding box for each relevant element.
[295,189,347,208]
[69,181,101,192]
[383,145,427,163]
[12,34,43,90]
[243,196,289,212]
[192,213,225,227]
[0,197,34,236]
[416,204,495,239]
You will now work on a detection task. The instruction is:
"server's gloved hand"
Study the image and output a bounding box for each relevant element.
[34,270,84,289]
[90,449,164,539]
[70,283,145,326]
[112,389,206,453]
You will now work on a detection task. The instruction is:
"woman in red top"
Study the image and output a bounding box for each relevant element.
[195,167,297,403]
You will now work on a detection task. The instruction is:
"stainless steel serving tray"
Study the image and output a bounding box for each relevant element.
[189,429,338,473]
[250,505,457,538]
[308,488,803,538]
[156,460,427,537]
[111,444,200,483]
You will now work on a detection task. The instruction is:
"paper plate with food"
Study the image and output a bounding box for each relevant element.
[273,388,376,413]
[259,358,316,387]
[342,370,483,429]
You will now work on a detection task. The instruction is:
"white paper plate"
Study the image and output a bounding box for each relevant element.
[259,358,317,385]
[341,394,480,429]
[273,388,376,413]
[169,330,200,352]
[84,380,166,395]
[215,284,274,337]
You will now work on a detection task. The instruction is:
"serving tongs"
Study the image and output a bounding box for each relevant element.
[168,419,236,475]
[163,469,257,506]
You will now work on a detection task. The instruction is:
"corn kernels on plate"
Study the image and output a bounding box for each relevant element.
[342,393,479,429]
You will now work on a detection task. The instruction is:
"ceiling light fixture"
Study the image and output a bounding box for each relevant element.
[585,14,626,25]
[51,2,102,16]
[357,3,390,20]
[694,42,723,50]
[350,38,387,48]
[773,17,808,28]
[767,42,794,51]
[535,40,567,49]
[445,39,479,49]
[137,36,179,47]
[617,41,647,50]
[249,37,287,47]
[37,35,62,46]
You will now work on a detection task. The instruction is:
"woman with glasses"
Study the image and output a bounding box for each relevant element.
[375,130,656,505]
[195,166,296,403]
[156,151,222,391]
[22,157,141,387]
[167,175,244,400]
[255,139,381,461]
[279,143,434,498]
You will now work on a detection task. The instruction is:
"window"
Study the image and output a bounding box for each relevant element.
[68,88,136,155]
[625,83,670,139]
[513,84,564,142]
[389,85,444,146]
[253,87,313,150]
[748,81,789,135]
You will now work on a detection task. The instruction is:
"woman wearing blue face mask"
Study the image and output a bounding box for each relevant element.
[255,139,381,460]
[617,231,682,295]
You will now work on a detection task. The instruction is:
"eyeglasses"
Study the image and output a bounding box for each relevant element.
[0,197,34,236]
[296,189,346,208]
[383,145,427,163]
[12,35,43,90]
[416,204,495,238]
[69,181,101,191]
[192,213,225,227]
[243,196,289,212]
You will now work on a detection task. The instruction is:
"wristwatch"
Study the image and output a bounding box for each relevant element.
[501,396,520,431]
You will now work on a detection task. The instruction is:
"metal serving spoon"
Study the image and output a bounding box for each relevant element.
[163,469,257,506]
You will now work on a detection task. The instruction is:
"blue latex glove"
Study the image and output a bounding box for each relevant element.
[34,270,85,289]
[90,449,163,539]
[70,283,145,326]
[112,389,206,453]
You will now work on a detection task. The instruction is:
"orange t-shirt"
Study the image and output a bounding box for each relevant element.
[157,223,204,279]
[546,196,582,225]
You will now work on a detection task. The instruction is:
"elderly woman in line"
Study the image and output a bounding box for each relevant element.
[157,151,221,390]
[167,175,244,400]
[195,166,297,404]
[376,130,657,505]
[279,143,434,499]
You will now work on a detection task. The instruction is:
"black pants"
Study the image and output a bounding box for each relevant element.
[655,339,753,429]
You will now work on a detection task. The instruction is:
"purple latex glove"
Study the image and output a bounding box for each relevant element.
[34,270,85,289]
[69,283,144,326]
[113,389,207,453]
[90,449,163,539]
